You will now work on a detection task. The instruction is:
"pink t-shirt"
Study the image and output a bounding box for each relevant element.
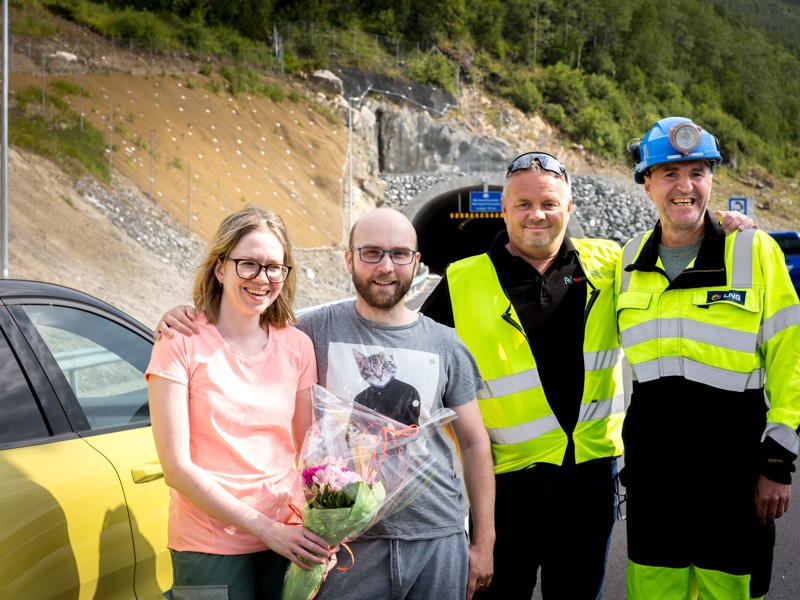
[146,314,317,554]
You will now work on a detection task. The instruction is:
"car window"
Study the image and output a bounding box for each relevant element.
[0,329,50,444]
[21,305,152,432]
[775,236,800,255]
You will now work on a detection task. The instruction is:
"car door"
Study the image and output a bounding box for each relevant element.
[0,296,170,599]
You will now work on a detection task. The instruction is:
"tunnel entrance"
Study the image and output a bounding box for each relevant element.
[415,208,505,274]
[407,178,507,274]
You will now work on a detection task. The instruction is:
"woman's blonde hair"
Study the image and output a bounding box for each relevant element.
[192,205,297,328]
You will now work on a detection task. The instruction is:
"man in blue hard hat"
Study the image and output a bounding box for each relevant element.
[617,117,800,599]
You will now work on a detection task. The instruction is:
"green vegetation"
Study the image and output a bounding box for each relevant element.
[11,0,800,181]
[310,104,340,126]
[10,84,110,182]
[10,114,109,182]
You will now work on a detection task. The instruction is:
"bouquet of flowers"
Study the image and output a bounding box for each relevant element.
[281,384,456,600]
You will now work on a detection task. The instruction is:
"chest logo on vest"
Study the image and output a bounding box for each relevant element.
[707,290,746,305]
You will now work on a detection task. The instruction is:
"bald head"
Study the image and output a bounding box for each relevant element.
[349,207,418,251]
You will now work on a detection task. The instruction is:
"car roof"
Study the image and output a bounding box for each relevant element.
[0,278,152,336]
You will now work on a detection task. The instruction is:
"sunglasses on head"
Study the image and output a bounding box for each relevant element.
[506,152,570,185]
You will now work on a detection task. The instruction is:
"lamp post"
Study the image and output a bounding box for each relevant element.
[347,85,372,239]
[347,97,353,239]
[2,0,8,278]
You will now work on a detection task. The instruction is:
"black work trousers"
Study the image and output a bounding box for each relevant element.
[476,457,617,600]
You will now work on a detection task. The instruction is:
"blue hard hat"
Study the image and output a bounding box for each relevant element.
[629,117,723,184]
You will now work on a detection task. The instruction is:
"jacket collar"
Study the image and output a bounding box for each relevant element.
[627,212,728,289]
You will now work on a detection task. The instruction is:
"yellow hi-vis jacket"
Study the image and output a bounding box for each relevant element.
[447,239,625,474]
[616,225,800,455]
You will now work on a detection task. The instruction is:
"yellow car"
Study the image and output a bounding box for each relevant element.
[0,279,170,598]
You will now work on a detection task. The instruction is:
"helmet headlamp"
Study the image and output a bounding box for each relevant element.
[630,116,723,184]
[669,121,702,155]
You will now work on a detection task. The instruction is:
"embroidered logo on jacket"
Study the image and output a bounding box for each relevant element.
[564,276,585,285]
[706,290,747,305]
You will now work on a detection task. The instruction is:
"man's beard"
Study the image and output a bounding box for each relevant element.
[518,222,562,251]
[352,271,413,310]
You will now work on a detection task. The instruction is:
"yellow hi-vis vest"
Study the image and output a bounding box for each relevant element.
[617,227,800,454]
[448,239,625,474]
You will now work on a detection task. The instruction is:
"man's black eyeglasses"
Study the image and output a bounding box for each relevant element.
[227,258,292,282]
[354,247,416,265]
[506,151,570,185]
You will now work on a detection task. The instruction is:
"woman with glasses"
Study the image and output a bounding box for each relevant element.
[146,205,335,600]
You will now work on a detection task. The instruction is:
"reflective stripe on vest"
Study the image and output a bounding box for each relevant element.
[619,229,763,390]
[476,348,619,400]
[488,413,561,445]
[631,356,765,390]
[477,367,540,400]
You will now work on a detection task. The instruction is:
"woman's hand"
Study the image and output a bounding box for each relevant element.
[259,520,335,570]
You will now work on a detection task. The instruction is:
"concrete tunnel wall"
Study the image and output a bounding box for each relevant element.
[403,173,585,274]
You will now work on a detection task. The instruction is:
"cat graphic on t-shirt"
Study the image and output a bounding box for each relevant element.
[353,348,421,425]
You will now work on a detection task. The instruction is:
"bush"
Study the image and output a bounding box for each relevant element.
[539,62,588,116]
[107,7,167,40]
[11,12,59,36]
[573,105,625,156]
[508,78,542,113]
[406,50,455,93]
[10,115,110,182]
[542,103,566,128]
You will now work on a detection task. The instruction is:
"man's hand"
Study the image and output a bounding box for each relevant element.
[154,305,199,340]
[755,474,791,525]
[716,209,756,234]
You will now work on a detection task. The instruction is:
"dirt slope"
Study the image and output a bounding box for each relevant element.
[7,145,194,327]
[6,54,359,328]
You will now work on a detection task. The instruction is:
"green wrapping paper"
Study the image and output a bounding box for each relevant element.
[281,482,385,600]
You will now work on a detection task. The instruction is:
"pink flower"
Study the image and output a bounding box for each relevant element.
[302,459,369,509]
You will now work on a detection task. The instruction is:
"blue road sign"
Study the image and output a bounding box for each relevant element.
[728,197,748,215]
[469,191,502,212]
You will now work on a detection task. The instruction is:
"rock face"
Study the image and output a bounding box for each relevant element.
[570,175,658,243]
[375,105,512,174]
[339,74,659,247]
[343,76,658,246]
[310,70,344,96]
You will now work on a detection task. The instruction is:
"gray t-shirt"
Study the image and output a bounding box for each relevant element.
[297,301,483,540]
[659,237,703,281]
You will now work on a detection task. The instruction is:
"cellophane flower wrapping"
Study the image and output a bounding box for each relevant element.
[281,384,457,600]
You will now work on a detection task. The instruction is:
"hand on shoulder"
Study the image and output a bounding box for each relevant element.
[154,305,199,340]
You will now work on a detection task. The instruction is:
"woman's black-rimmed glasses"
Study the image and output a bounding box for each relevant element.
[227,258,292,282]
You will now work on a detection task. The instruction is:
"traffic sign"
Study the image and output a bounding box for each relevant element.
[469,191,502,213]
[728,197,748,215]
